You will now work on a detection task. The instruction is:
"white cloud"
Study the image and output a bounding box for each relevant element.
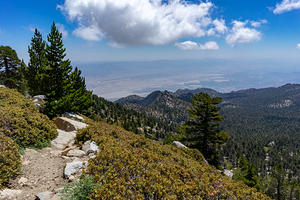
[274,0,300,14]
[59,0,226,46]
[207,19,227,36]
[297,43,300,49]
[250,19,267,28]
[175,41,199,50]
[57,23,68,39]
[175,41,219,50]
[73,25,103,41]
[226,20,262,45]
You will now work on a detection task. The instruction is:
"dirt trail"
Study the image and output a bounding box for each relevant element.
[10,147,69,200]
[0,117,89,200]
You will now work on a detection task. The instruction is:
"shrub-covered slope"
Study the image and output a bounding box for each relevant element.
[0,87,57,147]
[76,121,270,199]
[0,133,21,188]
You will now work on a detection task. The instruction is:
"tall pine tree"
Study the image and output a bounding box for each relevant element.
[26,29,47,96]
[40,22,92,117]
[181,92,229,168]
[45,22,72,101]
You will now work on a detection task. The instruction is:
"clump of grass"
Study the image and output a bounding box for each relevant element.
[60,175,97,200]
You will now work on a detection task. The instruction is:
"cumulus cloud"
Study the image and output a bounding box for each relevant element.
[250,19,267,27]
[73,25,103,41]
[57,23,68,38]
[273,0,300,14]
[297,43,300,49]
[207,19,227,36]
[59,0,227,46]
[226,20,262,45]
[175,41,219,50]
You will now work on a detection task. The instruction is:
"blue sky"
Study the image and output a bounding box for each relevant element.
[1,0,300,63]
[1,0,300,99]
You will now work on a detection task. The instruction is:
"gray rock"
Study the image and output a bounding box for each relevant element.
[18,177,28,186]
[173,141,187,149]
[51,129,76,150]
[224,169,234,178]
[0,189,22,200]
[33,95,46,102]
[54,117,87,132]
[64,161,83,178]
[66,149,85,157]
[82,141,99,155]
[35,191,53,200]
[0,85,5,88]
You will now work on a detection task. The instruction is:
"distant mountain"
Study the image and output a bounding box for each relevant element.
[116,83,300,180]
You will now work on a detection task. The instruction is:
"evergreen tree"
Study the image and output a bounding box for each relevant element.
[45,22,72,101]
[57,67,93,114]
[26,29,47,96]
[234,156,261,190]
[0,46,23,90]
[181,92,229,167]
[273,163,286,200]
[43,22,72,117]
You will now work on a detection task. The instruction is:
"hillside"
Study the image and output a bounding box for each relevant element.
[75,120,270,199]
[116,84,300,192]
[88,94,176,139]
[0,87,271,199]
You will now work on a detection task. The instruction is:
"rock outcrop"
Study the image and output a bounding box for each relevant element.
[173,141,187,149]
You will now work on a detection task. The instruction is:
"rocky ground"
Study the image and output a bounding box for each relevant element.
[0,116,98,200]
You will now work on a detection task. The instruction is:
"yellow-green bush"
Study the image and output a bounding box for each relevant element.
[0,133,21,188]
[76,121,270,200]
[0,87,57,147]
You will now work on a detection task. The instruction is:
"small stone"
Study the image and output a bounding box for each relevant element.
[64,161,83,178]
[172,141,188,149]
[82,141,99,155]
[18,177,28,186]
[66,149,85,157]
[36,191,53,200]
[224,169,234,178]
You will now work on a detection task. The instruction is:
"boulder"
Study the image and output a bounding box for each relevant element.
[64,161,83,178]
[33,95,46,103]
[0,189,22,200]
[0,85,5,88]
[54,117,87,132]
[35,191,54,200]
[54,118,76,132]
[173,141,187,149]
[51,129,76,150]
[66,149,85,157]
[82,141,99,155]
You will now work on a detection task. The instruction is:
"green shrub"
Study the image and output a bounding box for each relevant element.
[0,133,21,188]
[76,121,270,200]
[60,175,97,200]
[0,87,57,147]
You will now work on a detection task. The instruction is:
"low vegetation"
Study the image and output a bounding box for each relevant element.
[75,121,270,199]
[0,87,57,147]
[0,133,21,188]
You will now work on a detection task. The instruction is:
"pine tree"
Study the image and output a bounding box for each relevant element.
[44,22,72,117]
[0,46,23,90]
[181,92,229,167]
[45,22,72,100]
[57,67,93,114]
[26,29,47,96]
[234,156,261,190]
